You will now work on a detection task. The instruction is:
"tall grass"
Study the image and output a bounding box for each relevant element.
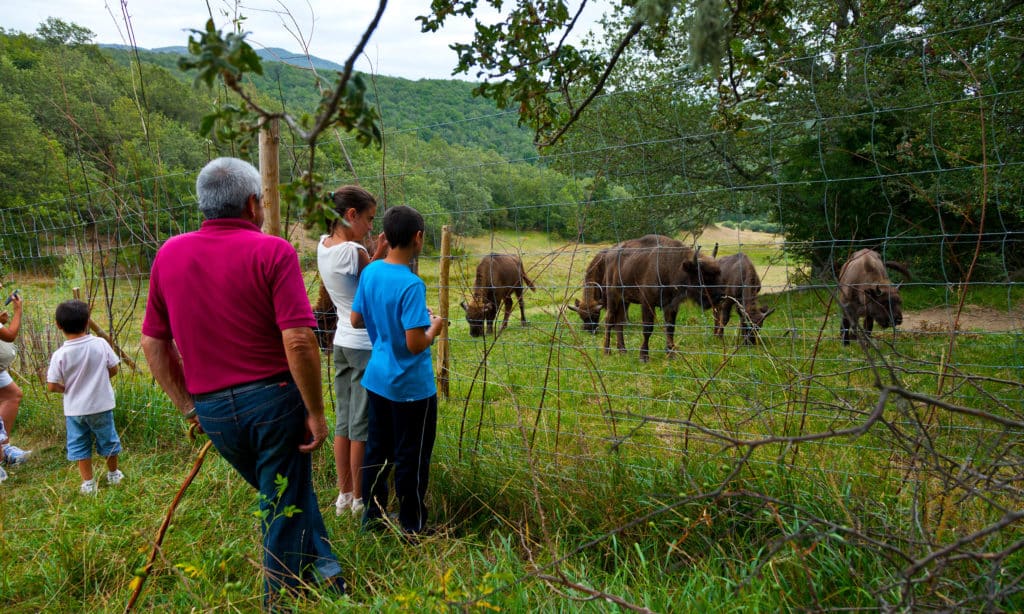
[2,231,1021,611]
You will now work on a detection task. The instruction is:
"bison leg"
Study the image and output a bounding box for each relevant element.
[499,295,514,332]
[639,305,657,362]
[863,316,874,336]
[663,304,679,357]
[603,304,618,356]
[841,315,854,345]
[516,290,528,326]
[714,301,732,338]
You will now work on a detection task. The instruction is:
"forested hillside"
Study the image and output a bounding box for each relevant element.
[99,45,538,160]
[0,21,585,274]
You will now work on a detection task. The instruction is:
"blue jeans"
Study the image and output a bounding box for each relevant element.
[362,390,437,533]
[195,379,342,602]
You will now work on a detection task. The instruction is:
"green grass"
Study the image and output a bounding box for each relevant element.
[2,230,1022,611]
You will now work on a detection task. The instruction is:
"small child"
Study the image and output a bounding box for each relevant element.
[351,205,444,535]
[46,300,123,495]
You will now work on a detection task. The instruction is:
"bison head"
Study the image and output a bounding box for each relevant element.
[461,299,495,337]
[568,285,604,333]
[864,286,903,329]
[740,306,776,345]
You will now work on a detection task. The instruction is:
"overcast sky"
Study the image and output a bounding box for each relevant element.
[6,0,610,81]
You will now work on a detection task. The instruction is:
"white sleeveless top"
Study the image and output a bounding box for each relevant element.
[317,237,372,350]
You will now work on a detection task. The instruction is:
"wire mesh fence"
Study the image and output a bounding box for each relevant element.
[2,14,1022,610]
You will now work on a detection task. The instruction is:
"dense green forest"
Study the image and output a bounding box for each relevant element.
[2,6,1023,282]
[0,19,584,274]
[100,44,539,161]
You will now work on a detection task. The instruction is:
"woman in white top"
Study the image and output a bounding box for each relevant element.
[317,186,387,515]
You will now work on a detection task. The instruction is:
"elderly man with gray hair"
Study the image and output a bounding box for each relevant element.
[141,157,344,607]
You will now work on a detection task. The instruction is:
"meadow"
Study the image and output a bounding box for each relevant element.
[1,230,1021,612]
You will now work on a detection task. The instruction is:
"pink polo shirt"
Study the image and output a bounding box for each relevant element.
[142,218,316,395]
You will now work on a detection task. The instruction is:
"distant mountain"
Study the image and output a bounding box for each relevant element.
[100,43,345,72]
[99,44,537,160]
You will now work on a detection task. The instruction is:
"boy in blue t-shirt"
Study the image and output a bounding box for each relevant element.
[351,205,444,535]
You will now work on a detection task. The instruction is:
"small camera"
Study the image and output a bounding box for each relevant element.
[4,290,19,306]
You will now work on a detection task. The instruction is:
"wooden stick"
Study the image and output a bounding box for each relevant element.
[124,439,214,612]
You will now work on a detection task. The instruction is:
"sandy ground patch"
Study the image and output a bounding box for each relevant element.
[692,224,782,249]
[901,304,1024,333]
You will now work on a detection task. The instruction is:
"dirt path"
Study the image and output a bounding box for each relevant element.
[901,304,1023,333]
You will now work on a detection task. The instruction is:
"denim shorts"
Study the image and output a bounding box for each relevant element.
[66,410,122,461]
[0,370,12,388]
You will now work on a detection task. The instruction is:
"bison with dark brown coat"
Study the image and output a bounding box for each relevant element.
[568,249,610,333]
[461,253,535,337]
[837,248,911,345]
[713,253,775,345]
[602,234,724,362]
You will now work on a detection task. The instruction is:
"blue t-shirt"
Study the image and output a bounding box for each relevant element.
[352,260,436,402]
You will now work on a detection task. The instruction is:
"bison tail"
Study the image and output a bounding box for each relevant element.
[884,260,912,281]
[524,274,536,290]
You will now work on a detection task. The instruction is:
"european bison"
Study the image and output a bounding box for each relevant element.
[461,253,535,337]
[713,253,775,345]
[568,249,610,333]
[837,248,911,345]
[602,234,724,362]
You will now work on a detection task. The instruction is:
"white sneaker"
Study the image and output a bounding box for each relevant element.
[80,479,97,495]
[3,444,32,466]
[334,491,353,516]
[106,470,124,485]
[350,498,364,516]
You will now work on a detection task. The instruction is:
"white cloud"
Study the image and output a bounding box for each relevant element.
[6,0,609,80]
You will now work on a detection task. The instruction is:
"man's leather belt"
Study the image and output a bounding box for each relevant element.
[193,372,293,402]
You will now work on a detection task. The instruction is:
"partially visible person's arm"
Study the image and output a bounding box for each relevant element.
[351,310,365,329]
[140,334,199,430]
[0,295,22,341]
[281,327,327,454]
[47,382,65,393]
[406,313,445,355]
[108,365,119,379]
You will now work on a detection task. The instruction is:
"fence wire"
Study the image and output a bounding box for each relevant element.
[2,15,1022,612]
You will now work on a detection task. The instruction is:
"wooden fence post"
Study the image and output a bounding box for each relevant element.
[436,225,452,399]
[259,117,281,238]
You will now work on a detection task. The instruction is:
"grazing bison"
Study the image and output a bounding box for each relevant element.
[713,253,775,345]
[461,253,535,337]
[837,248,911,345]
[568,249,610,333]
[313,283,338,351]
[602,234,724,362]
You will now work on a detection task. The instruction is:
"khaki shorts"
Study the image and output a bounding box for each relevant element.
[333,346,371,441]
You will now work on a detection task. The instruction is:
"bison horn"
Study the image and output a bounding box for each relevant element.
[711,242,719,258]
[567,303,580,314]
[460,300,468,312]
